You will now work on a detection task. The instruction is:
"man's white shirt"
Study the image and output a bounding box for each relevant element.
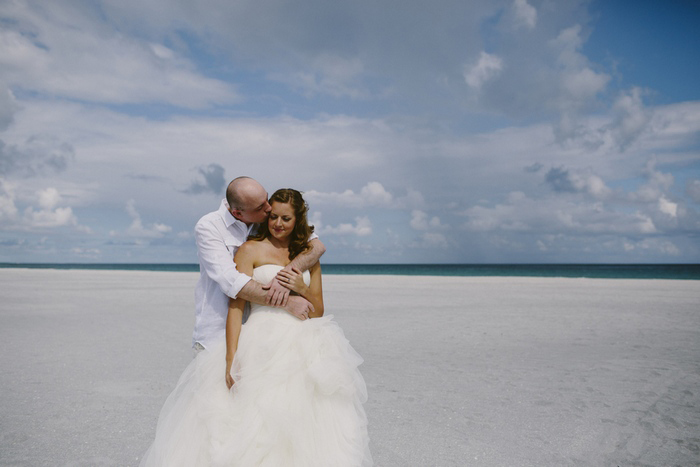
[192,199,254,349]
[192,199,319,349]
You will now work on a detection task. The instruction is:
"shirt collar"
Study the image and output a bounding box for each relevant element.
[218,199,256,235]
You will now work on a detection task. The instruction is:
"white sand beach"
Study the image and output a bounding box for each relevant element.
[1,268,699,466]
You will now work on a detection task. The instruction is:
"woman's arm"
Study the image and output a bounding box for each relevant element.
[277,262,324,318]
[225,242,256,388]
[225,296,245,389]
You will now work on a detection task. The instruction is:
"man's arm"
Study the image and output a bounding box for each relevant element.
[195,219,252,300]
[234,243,315,320]
[196,218,313,319]
[289,237,326,271]
[266,238,326,306]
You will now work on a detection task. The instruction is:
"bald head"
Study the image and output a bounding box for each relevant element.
[226,177,271,224]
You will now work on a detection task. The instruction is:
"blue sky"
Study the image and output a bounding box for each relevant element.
[0,0,698,264]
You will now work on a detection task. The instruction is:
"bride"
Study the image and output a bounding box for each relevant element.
[141,189,372,467]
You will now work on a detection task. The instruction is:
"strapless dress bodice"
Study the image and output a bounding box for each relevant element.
[250,264,311,316]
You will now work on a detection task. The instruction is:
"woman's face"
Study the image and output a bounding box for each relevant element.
[268,201,296,240]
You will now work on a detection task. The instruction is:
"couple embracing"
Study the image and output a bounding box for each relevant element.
[141,177,372,466]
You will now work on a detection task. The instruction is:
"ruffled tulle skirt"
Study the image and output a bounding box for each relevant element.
[140,309,371,467]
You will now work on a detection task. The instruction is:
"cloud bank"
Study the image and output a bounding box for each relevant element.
[0,0,698,263]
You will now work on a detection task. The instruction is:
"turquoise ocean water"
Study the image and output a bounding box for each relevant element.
[1,263,699,280]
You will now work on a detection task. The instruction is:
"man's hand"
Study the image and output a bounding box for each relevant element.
[263,278,290,307]
[284,295,314,320]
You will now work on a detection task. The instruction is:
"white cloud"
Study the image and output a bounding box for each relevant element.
[306,182,394,208]
[544,167,612,199]
[309,211,324,233]
[396,189,426,210]
[608,87,652,150]
[560,67,609,104]
[622,238,680,256]
[0,179,18,222]
[360,182,393,205]
[183,163,227,196]
[417,232,448,249]
[96,0,502,104]
[268,55,368,99]
[319,216,372,237]
[650,101,700,143]
[410,210,444,231]
[71,247,101,258]
[0,136,74,177]
[0,86,18,131]
[511,0,537,30]
[0,1,698,263]
[658,197,678,218]
[410,210,429,230]
[464,52,504,90]
[455,15,615,131]
[37,187,60,210]
[462,192,659,236]
[0,184,90,232]
[122,199,172,238]
[686,179,700,203]
[0,1,236,108]
[3,89,697,263]
[23,206,77,228]
[548,91,699,159]
[628,159,674,203]
[549,25,610,142]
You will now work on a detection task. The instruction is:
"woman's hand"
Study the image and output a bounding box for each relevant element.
[225,361,235,389]
[276,267,307,295]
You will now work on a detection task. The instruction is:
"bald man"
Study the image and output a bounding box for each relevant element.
[192,176,326,351]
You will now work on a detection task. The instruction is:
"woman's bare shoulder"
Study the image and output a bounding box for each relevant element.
[238,238,274,258]
[239,239,262,251]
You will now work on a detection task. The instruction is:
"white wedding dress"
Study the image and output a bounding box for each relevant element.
[140,264,372,467]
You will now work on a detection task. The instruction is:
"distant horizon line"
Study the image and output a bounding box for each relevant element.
[2,262,699,266]
[4,263,699,279]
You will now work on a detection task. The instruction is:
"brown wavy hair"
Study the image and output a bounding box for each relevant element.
[249,188,314,260]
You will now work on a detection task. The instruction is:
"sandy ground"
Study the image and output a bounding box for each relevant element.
[0,268,699,466]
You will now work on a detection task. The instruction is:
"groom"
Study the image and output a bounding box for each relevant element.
[192,176,326,351]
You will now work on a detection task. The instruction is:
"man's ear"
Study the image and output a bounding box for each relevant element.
[230,208,241,220]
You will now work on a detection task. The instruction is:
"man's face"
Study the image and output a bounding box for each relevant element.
[231,191,271,225]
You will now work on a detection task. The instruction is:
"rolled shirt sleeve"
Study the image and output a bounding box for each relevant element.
[195,218,251,299]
